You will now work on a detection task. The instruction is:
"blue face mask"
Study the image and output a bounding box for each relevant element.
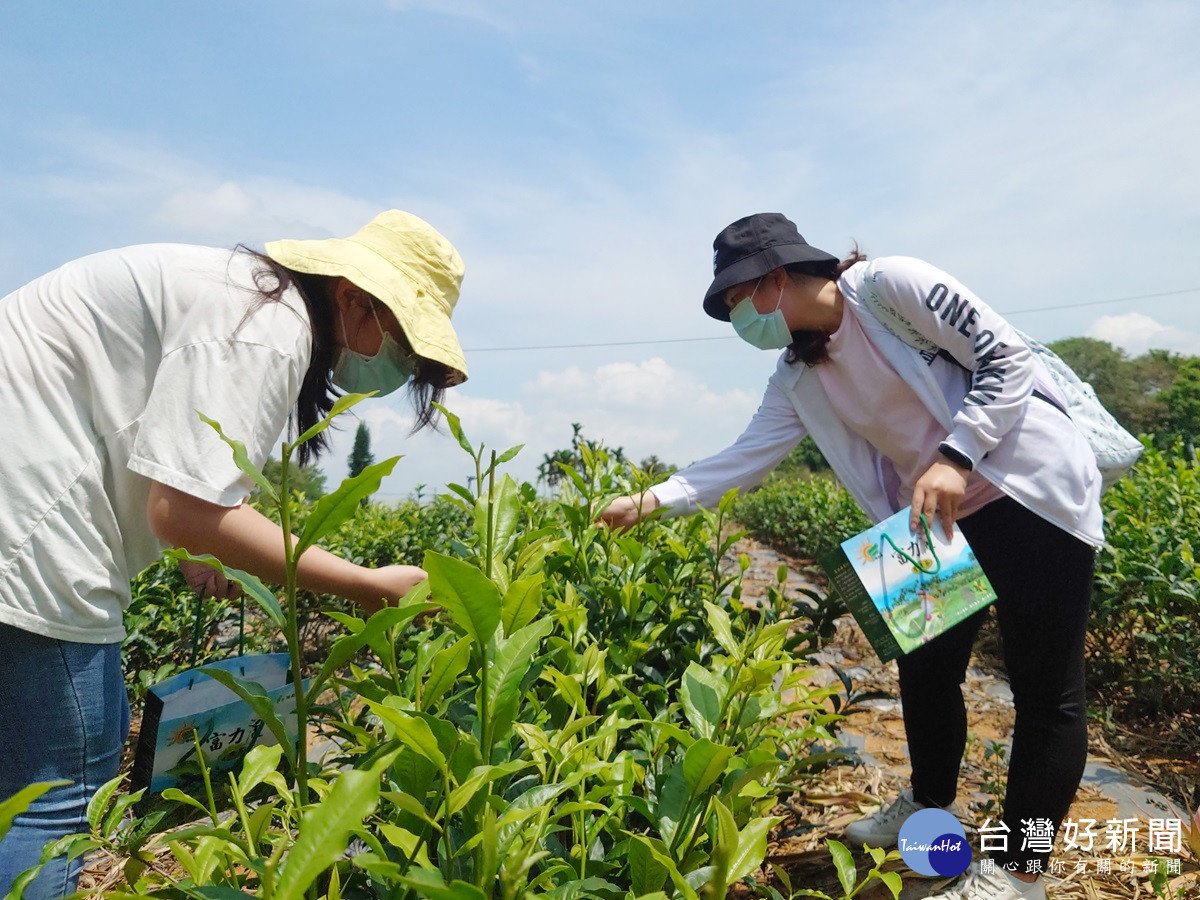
[730,278,792,350]
[332,305,417,396]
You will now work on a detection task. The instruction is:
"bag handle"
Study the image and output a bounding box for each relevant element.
[189,589,246,668]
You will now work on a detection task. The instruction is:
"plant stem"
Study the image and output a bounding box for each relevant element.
[192,729,219,827]
[278,443,309,806]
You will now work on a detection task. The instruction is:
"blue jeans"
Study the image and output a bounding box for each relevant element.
[0,623,129,900]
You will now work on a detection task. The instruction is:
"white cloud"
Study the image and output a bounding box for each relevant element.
[1085,313,1200,356]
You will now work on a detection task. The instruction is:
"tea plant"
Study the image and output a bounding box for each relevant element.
[746,840,902,900]
[16,400,890,898]
[732,476,871,562]
[1090,442,1200,716]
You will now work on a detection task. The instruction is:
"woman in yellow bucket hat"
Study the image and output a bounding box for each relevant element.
[0,209,466,898]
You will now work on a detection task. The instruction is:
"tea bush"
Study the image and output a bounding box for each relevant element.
[121,493,471,703]
[1090,443,1200,716]
[10,401,898,900]
[726,442,1200,721]
[732,475,871,562]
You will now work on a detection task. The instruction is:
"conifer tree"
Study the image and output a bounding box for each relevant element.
[348,420,375,481]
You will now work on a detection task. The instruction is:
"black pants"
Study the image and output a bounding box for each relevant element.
[897,496,1095,873]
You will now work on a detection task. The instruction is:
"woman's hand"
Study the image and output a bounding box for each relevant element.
[597,491,660,531]
[910,459,969,540]
[179,559,244,600]
[357,564,431,617]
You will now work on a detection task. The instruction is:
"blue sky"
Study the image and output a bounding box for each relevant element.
[3,1,1198,497]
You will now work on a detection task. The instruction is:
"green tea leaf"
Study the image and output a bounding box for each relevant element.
[1,781,70,838]
[488,616,554,752]
[871,870,903,900]
[709,799,740,895]
[681,738,734,798]
[309,601,427,698]
[365,701,447,770]
[494,780,572,848]
[295,456,400,555]
[539,667,587,715]
[474,473,520,557]
[495,444,524,464]
[236,743,283,795]
[161,788,213,820]
[395,869,488,900]
[165,550,285,630]
[680,662,726,738]
[422,635,472,712]
[443,481,476,506]
[634,835,700,900]
[729,814,785,883]
[101,790,144,840]
[273,748,400,898]
[197,412,277,501]
[293,391,374,447]
[377,823,432,868]
[501,573,544,636]
[704,600,740,657]
[85,775,124,832]
[629,835,669,895]
[654,763,688,844]
[434,402,475,457]
[423,551,501,647]
[828,838,857,897]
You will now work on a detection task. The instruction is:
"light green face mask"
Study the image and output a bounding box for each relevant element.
[730,278,792,350]
[332,305,417,396]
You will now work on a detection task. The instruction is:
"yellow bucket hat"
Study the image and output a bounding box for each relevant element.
[265,210,468,385]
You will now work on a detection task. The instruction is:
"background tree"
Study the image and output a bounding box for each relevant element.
[1049,336,1187,440]
[348,421,375,478]
[1158,356,1200,455]
[347,420,376,505]
[637,454,678,480]
[537,423,626,489]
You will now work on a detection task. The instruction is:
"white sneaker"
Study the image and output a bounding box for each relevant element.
[843,788,966,849]
[933,862,1047,899]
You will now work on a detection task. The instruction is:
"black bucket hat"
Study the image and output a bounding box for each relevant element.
[702,213,839,320]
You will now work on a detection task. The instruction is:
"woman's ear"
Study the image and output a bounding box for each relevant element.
[767,266,790,291]
[332,277,373,310]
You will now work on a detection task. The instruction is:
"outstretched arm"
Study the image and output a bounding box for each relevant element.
[147,481,426,615]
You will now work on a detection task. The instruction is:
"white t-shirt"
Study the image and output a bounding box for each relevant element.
[0,244,313,643]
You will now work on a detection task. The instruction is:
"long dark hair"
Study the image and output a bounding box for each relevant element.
[233,247,449,465]
[784,245,867,367]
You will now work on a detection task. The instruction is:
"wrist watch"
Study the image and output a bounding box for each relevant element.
[938,442,974,472]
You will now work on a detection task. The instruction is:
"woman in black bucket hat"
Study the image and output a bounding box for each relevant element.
[601,212,1104,900]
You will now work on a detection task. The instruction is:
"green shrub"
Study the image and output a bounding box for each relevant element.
[1090,443,1200,716]
[62,406,875,900]
[733,474,871,561]
[320,494,470,567]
